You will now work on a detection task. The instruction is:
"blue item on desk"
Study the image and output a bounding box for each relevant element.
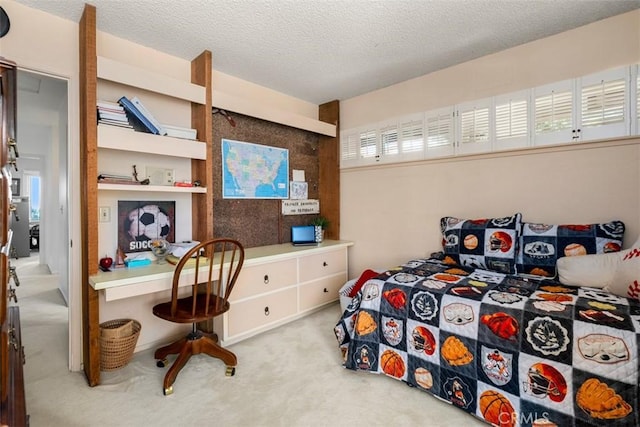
[125,258,152,268]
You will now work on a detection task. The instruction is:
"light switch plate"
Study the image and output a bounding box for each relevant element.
[146,167,175,186]
[99,206,110,222]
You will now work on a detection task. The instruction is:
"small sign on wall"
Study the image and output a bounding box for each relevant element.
[282,199,319,215]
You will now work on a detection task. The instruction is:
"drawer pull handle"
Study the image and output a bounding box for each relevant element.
[264,275,269,284]
[264,306,270,316]
[323,262,328,267]
[323,288,328,293]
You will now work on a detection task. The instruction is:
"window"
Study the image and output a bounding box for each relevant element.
[23,172,41,222]
[399,118,424,154]
[494,90,529,151]
[425,107,454,158]
[457,99,492,155]
[380,124,399,156]
[635,64,640,134]
[578,67,629,140]
[533,79,574,146]
[340,64,639,169]
[359,129,378,159]
[398,115,425,162]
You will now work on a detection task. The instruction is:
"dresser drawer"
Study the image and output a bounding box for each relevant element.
[299,274,346,311]
[231,258,297,301]
[227,287,297,337]
[299,249,346,283]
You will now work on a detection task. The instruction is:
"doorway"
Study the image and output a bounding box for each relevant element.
[16,69,70,364]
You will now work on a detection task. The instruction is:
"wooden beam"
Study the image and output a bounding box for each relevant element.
[191,51,213,241]
[318,100,340,239]
[79,3,101,386]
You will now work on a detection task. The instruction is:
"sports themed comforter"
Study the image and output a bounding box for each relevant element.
[334,257,639,427]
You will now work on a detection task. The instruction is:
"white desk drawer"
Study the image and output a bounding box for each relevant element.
[299,274,345,311]
[227,287,297,337]
[299,248,346,282]
[231,258,297,301]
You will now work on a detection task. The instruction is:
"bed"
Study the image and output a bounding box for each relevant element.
[334,214,638,427]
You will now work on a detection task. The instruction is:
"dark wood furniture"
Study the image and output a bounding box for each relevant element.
[152,238,244,395]
[0,58,28,426]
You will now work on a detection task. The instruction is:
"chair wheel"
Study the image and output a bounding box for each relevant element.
[226,366,236,376]
[163,386,173,396]
[156,358,168,368]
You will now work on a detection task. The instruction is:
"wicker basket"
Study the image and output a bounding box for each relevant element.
[99,319,141,371]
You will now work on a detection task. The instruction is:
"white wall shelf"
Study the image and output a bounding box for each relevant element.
[97,56,206,104]
[97,183,207,193]
[97,125,206,159]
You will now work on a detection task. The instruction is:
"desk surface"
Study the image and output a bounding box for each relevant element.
[89,239,353,291]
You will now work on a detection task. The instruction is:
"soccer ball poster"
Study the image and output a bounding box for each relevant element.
[118,201,175,253]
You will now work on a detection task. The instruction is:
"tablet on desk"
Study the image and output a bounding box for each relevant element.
[291,225,318,246]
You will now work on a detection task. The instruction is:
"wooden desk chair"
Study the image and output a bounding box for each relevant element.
[152,238,244,395]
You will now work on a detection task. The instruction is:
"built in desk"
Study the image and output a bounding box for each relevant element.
[89,240,353,346]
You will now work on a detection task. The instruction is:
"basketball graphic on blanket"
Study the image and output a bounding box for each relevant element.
[380,349,405,378]
[479,390,516,427]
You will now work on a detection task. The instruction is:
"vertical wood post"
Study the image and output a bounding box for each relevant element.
[79,3,101,386]
[318,101,340,239]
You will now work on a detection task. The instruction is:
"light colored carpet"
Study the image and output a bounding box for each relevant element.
[15,255,487,427]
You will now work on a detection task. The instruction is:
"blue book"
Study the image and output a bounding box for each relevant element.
[118,96,160,135]
[131,97,167,136]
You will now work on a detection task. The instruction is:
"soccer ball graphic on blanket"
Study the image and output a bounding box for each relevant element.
[126,204,171,241]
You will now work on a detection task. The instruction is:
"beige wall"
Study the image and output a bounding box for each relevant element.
[341,10,640,129]
[0,0,331,371]
[340,10,640,278]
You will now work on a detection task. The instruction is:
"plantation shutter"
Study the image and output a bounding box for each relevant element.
[637,67,640,134]
[578,67,629,141]
[359,128,378,160]
[380,124,399,157]
[425,107,455,158]
[340,131,359,168]
[456,99,491,155]
[494,90,529,151]
[533,79,574,146]
[398,115,425,161]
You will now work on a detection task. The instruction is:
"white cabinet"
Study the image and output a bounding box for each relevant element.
[218,240,352,345]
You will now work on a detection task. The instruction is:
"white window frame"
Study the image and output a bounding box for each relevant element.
[630,64,639,136]
[493,89,531,151]
[455,97,493,155]
[533,78,575,147]
[397,113,426,162]
[339,64,640,170]
[425,106,455,159]
[577,66,630,141]
[340,129,360,169]
[377,120,400,164]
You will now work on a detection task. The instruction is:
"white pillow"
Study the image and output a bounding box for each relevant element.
[557,251,622,289]
[606,244,640,300]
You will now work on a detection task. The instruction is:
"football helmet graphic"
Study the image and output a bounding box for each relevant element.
[524,362,567,403]
[410,326,436,355]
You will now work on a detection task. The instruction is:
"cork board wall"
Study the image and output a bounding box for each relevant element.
[211,111,320,248]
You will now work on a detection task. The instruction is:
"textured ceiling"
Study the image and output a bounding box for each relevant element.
[11,0,640,105]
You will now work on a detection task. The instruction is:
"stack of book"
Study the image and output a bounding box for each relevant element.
[118,96,167,135]
[161,124,198,140]
[97,172,140,185]
[97,100,132,129]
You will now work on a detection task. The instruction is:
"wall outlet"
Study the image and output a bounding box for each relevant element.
[146,167,175,186]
